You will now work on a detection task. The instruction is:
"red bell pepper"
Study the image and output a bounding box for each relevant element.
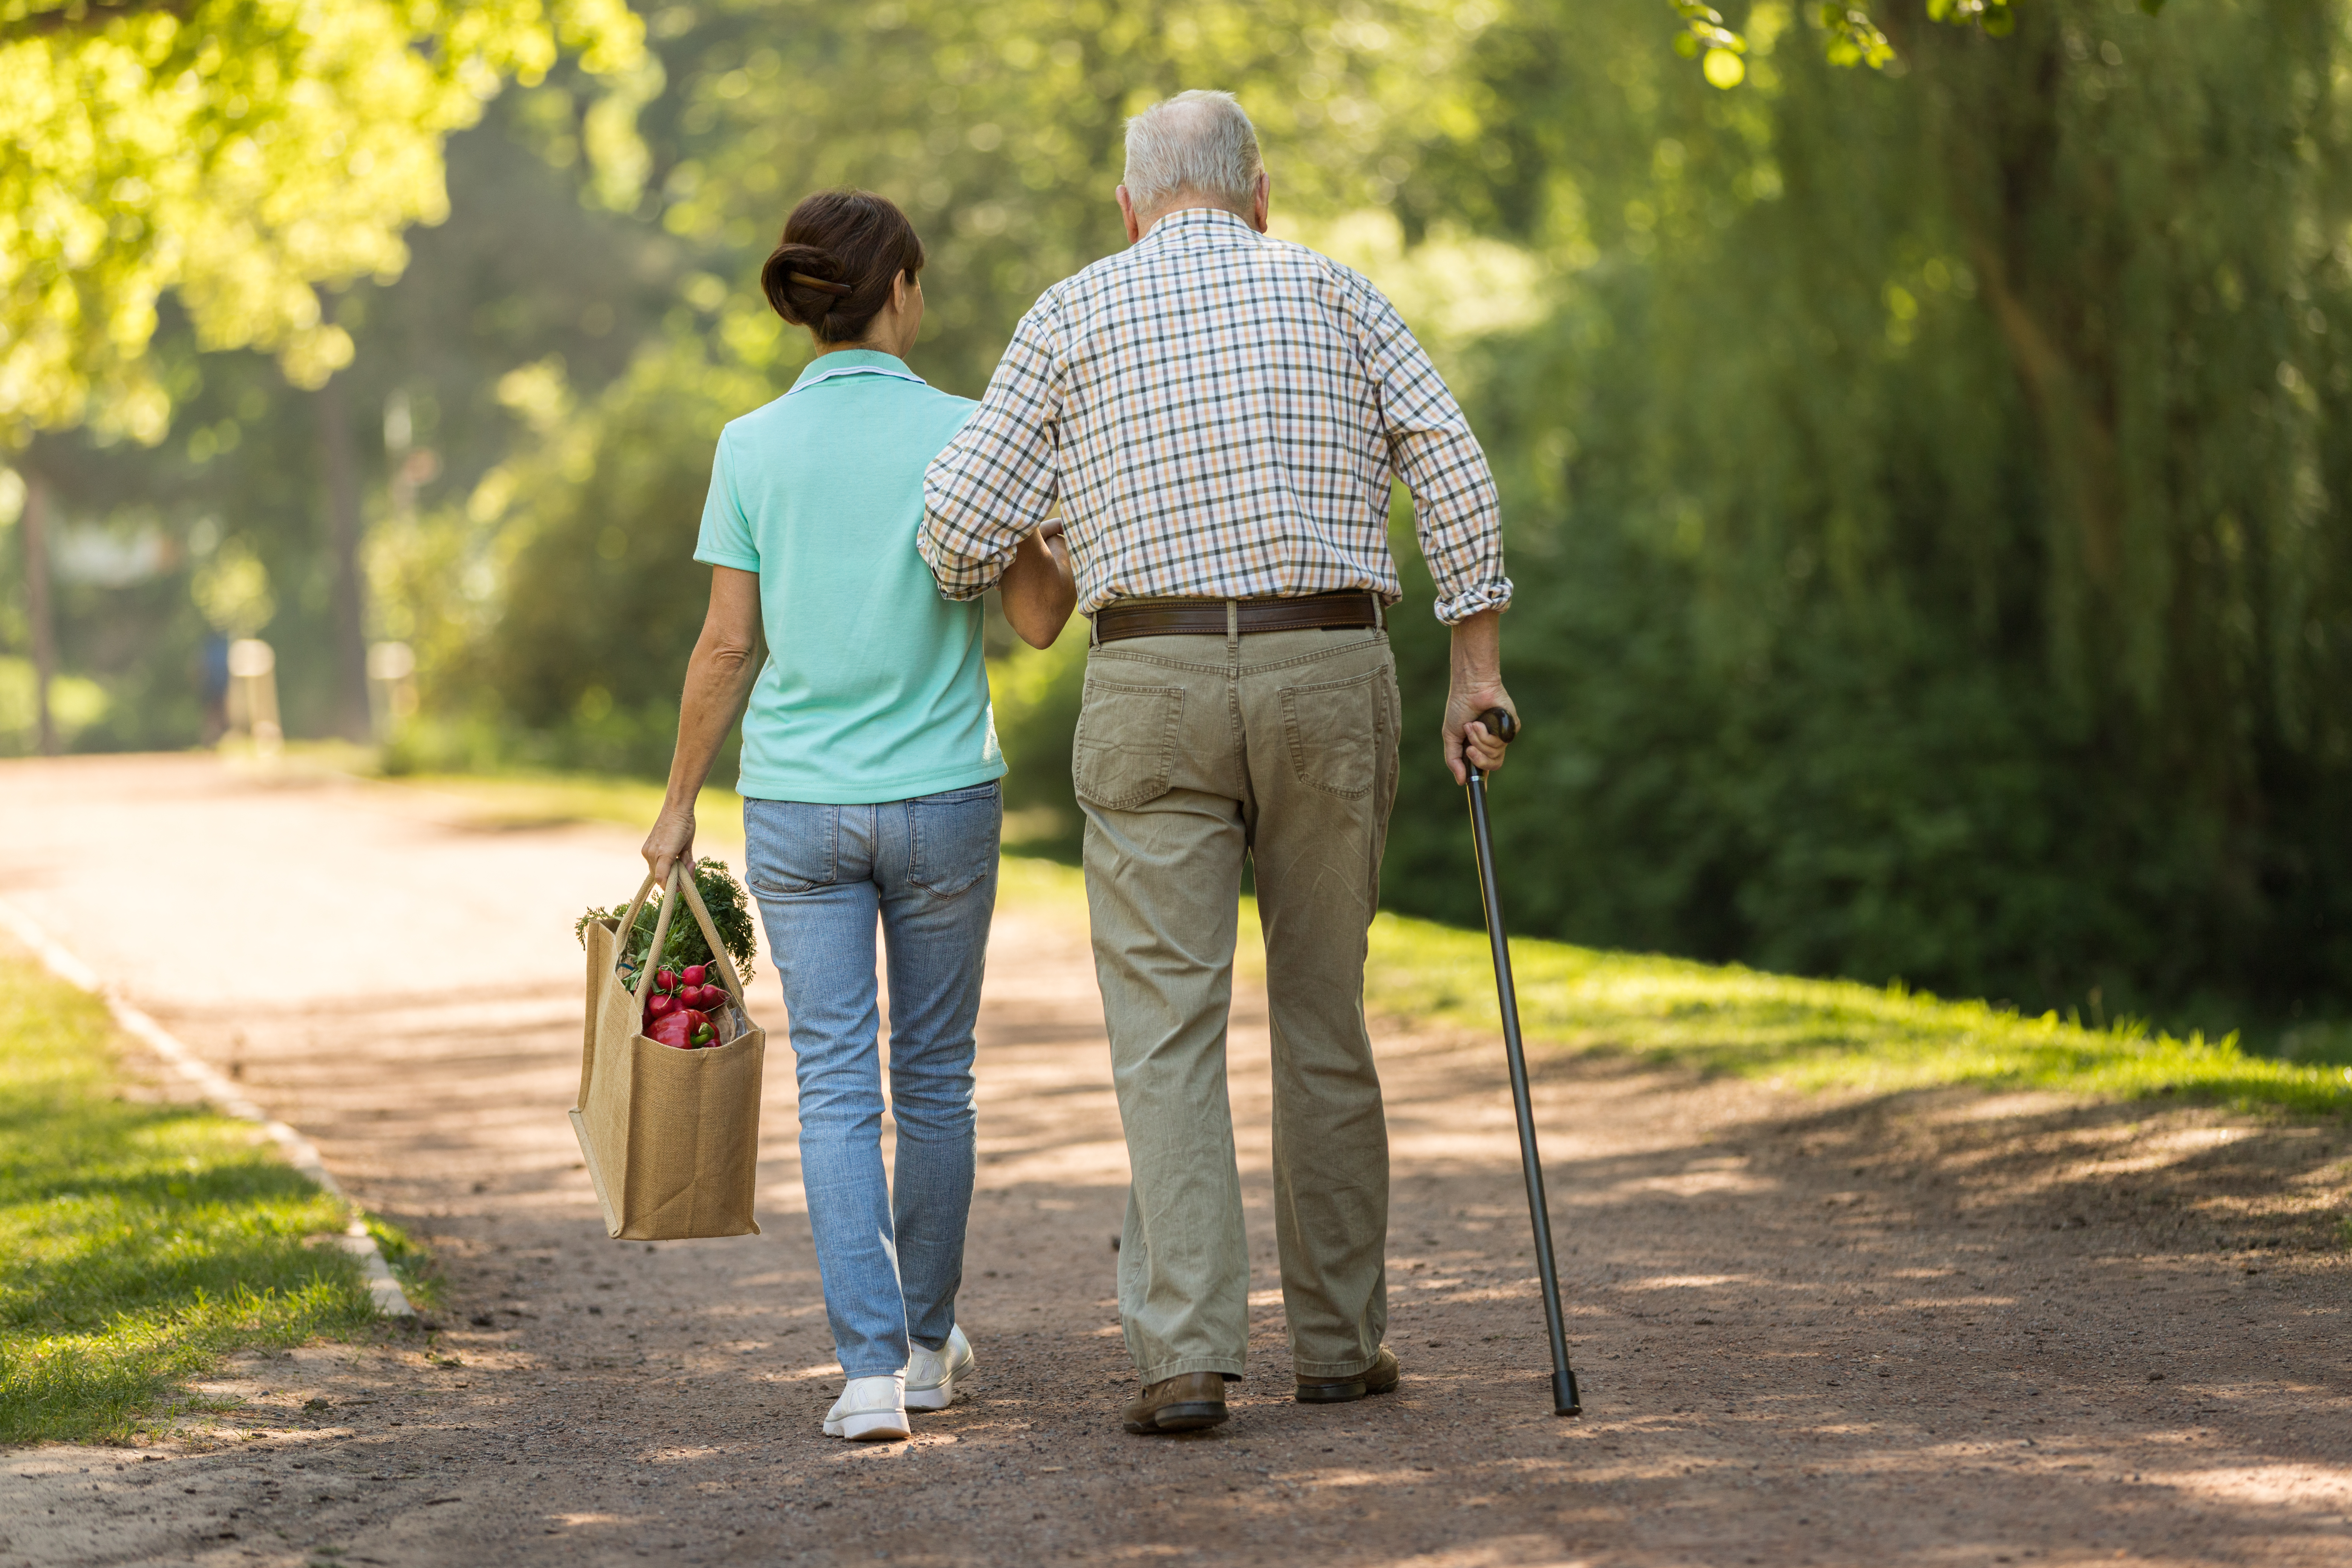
[647,1007,716,1050]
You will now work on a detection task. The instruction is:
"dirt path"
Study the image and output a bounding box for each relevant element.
[1,753,2346,1568]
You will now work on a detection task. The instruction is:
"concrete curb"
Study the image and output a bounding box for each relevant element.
[0,897,417,1318]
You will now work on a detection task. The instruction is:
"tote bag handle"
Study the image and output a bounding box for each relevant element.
[619,864,752,1015]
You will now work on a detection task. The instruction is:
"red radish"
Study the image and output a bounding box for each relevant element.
[646,993,678,1020]
[656,968,677,992]
[691,984,727,1012]
[681,965,709,988]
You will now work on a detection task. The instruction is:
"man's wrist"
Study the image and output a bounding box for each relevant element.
[1446,609,1503,686]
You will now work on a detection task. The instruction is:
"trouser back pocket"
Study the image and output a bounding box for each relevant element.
[1073,674,1187,810]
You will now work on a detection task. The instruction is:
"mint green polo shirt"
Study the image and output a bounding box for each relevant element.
[694,350,1004,804]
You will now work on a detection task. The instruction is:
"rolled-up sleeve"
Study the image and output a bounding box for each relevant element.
[1346,278,1511,624]
[920,304,1065,601]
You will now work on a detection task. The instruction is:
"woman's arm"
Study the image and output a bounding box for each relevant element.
[999,522,1076,649]
[643,567,763,883]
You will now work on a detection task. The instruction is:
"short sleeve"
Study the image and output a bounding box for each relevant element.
[692,429,760,571]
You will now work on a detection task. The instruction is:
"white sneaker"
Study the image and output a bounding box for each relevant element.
[822,1374,910,1441]
[906,1325,975,1412]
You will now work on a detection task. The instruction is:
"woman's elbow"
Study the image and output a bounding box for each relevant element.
[1006,597,1072,650]
[695,632,759,677]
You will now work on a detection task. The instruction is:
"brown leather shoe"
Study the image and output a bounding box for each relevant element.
[1296,1346,1401,1404]
[1122,1371,1229,1435]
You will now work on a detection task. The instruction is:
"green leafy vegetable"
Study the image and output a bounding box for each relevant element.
[576,858,758,986]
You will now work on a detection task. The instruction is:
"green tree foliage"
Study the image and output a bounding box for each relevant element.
[0,0,645,446]
[12,0,2347,1023]
[1370,0,2351,1014]
[455,345,771,771]
[439,0,1495,751]
[3,65,681,744]
[626,0,1490,392]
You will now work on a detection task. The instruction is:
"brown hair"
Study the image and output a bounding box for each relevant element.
[760,190,926,345]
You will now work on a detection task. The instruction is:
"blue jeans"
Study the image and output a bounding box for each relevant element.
[744,782,1000,1379]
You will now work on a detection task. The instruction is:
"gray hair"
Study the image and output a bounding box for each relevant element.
[1122,90,1263,213]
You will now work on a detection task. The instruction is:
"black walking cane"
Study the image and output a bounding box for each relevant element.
[1464,708,1582,1418]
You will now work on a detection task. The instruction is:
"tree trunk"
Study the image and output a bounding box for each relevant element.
[22,468,57,756]
[1964,232,2123,588]
[315,290,371,742]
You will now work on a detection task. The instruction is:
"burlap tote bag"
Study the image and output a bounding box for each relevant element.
[570,866,766,1240]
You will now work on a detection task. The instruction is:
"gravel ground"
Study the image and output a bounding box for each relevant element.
[0,753,2346,1568]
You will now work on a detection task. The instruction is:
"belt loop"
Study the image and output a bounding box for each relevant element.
[1088,610,1099,650]
[1370,592,1384,632]
[1225,599,1239,649]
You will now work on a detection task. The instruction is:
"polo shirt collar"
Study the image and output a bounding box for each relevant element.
[787,349,925,394]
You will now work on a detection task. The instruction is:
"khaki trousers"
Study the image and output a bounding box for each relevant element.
[1074,622,1400,1385]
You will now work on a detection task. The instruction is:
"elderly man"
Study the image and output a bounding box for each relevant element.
[920,89,1514,1436]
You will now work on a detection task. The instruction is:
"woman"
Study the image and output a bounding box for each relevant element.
[642,189,1075,1441]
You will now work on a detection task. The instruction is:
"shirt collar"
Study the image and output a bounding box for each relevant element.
[787,348,925,394]
[1137,207,1257,248]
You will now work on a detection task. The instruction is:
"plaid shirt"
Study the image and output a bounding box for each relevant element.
[919,208,1511,625]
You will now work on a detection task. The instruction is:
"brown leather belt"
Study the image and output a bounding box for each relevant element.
[1093,592,1384,645]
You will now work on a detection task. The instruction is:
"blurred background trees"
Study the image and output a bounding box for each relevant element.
[1380,0,2352,1028]
[2,0,646,736]
[2,0,2345,1034]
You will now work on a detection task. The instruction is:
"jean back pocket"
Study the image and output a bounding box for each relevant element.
[908,782,1002,898]
[744,800,841,895]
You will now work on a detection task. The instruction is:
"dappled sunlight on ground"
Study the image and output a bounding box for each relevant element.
[0,756,2344,1566]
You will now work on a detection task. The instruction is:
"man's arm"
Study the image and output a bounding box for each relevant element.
[920,305,1066,600]
[1345,273,1517,776]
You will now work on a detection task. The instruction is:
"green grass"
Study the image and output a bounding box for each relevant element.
[1356,910,2352,1116]
[0,955,390,1445]
[991,854,2349,1114]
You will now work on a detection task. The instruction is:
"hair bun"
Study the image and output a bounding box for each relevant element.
[760,242,856,324]
[758,193,927,342]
